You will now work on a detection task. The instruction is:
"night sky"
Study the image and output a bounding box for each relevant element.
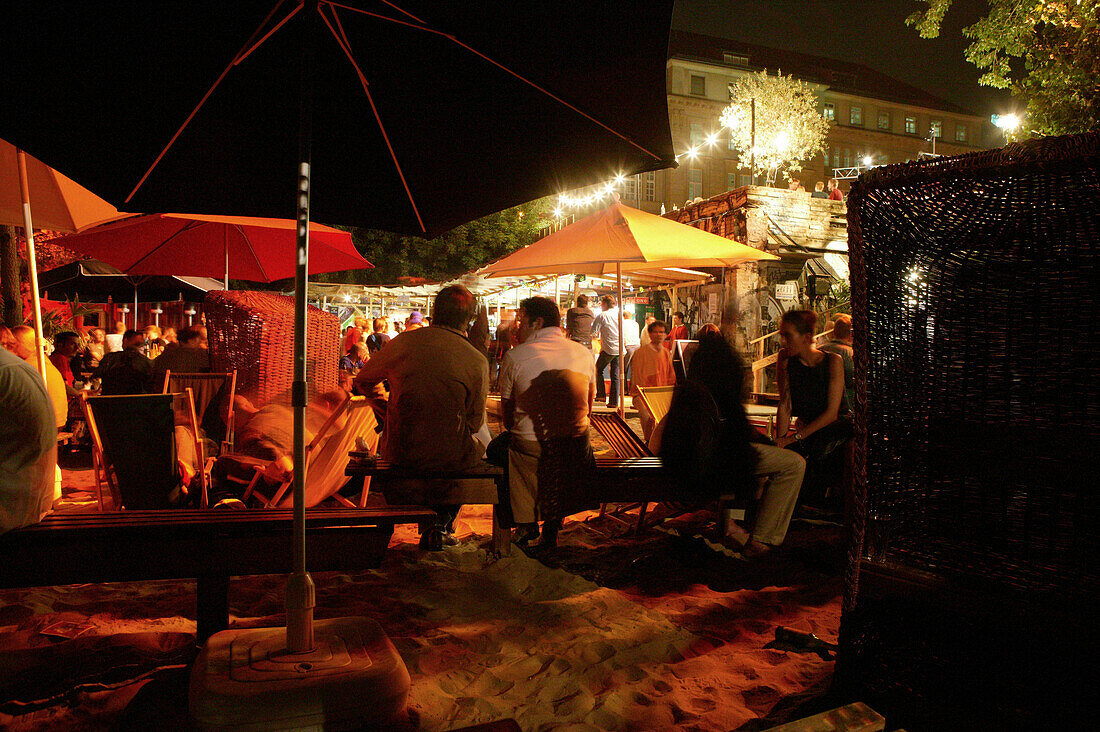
[672,0,1013,117]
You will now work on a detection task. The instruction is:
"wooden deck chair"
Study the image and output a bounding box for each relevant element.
[162,370,238,454]
[636,385,675,431]
[85,392,204,509]
[80,392,119,510]
[242,395,380,508]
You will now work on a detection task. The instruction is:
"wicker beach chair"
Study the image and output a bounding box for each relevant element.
[202,290,339,408]
[840,132,1100,729]
[241,395,380,508]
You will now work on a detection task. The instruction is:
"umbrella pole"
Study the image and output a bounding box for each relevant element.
[617,262,624,419]
[285,0,318,656]
[134,289,139,330]
[16,151,47,380]
[224,228,230,290]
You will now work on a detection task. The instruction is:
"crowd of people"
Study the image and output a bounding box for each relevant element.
[2,284,853,561]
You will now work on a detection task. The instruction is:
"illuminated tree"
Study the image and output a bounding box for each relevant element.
[720,70,830,185]
[907,0,1100,137]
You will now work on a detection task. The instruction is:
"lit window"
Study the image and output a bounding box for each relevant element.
[738,173,753,187]
[728,134,737,151]
[849,106,863,126]
[843,149,852,167]
[823,102,835,121]
[727,172,739,190]
[832,146,840,169]
[905,116,917,134]
[688,169,702,199]
[690,75,706,96]
[723,53,750,67]
[623,175,637,198]
[956,124,968,142]
[878,111,890,130]
[644,172,655,201]
[930,120,942,138]
[689,123,705,147]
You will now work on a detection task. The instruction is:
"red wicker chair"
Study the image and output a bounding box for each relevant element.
[203,290,339,408]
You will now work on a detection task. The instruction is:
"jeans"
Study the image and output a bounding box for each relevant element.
[594,351,620,406]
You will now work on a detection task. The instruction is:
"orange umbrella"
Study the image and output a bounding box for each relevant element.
[0,138,127,377]
[483,201,778,416]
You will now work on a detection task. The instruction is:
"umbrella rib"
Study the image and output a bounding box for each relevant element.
[127,219,204,273]
[238,223,272,282]
[125,1,304,204]
[320,6,427,233]
[323,0,666,162]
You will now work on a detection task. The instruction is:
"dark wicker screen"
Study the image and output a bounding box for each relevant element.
[849,132,1099,598]
[841,132,1099,727]
[203,290,339,407]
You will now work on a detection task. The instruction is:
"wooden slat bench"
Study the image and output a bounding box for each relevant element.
[0,507,435,641]
[345,458,513,554]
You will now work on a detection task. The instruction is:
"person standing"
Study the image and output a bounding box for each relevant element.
[500,296,596,549]
[639,315,657,348]
[365,318,390,354]
[629,320,675,441]
[565,294,594,349]
[105,321,127,353]
[0,346,57,533]
[354,285,487,550]
[621,310,641,384]
[666,312,688,349]
[591,295,621,408]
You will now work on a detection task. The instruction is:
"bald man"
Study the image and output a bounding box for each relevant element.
[9,326,68,429]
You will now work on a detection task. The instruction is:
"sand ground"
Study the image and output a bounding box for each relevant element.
[0,424,843,731]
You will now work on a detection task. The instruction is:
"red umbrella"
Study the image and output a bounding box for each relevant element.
[50,212,370,284]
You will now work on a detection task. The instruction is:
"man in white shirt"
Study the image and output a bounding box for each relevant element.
[621,310,641,385]
[590,295,620,408]
[500,296,596,548]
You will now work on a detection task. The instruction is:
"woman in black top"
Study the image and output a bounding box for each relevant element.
[776,310,849,459]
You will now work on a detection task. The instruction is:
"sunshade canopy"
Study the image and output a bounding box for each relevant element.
[50,213,370,282]
[481,202,779,278]
[0,1,676,236]
[38,259,224,302]
[0,138,125,233]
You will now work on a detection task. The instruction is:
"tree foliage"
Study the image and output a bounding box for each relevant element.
[907,0,1100,136]
[312,198,552,286]
[720,70,830,183]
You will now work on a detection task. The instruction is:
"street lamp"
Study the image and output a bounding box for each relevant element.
[992,113,1022,141]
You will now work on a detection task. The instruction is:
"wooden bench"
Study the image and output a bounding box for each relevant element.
[345,458,513,554]
[0,507,435,641]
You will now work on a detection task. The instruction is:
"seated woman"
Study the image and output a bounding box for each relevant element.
[775,309,850,505]
[658,328,806,558]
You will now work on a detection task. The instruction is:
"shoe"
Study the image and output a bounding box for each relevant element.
[418,528,444,551]
[441,530,459,546]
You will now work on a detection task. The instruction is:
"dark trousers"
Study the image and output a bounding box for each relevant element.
[594,351,620,406]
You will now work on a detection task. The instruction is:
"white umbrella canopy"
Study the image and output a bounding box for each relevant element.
[483,202,778,415]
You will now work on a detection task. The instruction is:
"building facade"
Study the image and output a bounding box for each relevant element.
[618,31,995,214]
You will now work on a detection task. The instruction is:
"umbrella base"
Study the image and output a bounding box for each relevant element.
[189,617,410,730]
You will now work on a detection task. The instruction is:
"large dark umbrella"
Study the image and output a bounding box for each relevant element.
[0,1,676,658]
[39,259,224,304]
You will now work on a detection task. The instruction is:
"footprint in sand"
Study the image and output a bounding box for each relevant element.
[690,696,718,712]
[621,666,649,682]
[581,641,615,665]
[496,653,554,681]
[650,679,674,695]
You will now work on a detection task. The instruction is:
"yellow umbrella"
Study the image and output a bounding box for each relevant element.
[483,201,778,415]
[1,139,126,377]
